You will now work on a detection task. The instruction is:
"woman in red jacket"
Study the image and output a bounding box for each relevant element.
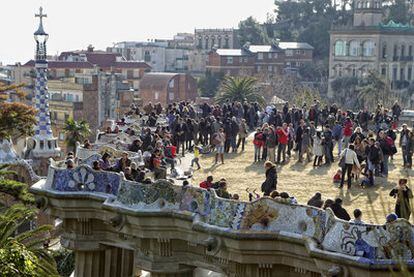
[343,117,353,149]
[276,123,289,164]
[253,128,265,162]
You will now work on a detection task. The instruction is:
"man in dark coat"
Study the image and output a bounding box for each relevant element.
[330,198,351,221]
[261,161,277,196]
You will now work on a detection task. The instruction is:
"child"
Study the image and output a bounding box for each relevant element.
[191,145,201,170]
[360,170,374,188]
[333,169,342,184]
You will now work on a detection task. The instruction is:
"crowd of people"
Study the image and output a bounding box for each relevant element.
[65,99,414,223]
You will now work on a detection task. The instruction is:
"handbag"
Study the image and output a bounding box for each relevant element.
[338,149,347,168]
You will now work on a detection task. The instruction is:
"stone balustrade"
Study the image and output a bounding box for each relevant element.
[37,163,414,267]
[75,143,143,166]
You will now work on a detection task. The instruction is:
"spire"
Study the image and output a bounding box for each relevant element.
[30,7,60,159]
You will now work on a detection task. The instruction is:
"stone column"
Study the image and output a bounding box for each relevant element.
[74,246,135,277]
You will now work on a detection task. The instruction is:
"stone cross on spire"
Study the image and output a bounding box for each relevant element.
[35,7,47,24]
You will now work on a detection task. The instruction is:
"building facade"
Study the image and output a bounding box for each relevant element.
[328,0,414,101]
[207,42,314,76]
[139,73,198,106]
[195,28,238,50]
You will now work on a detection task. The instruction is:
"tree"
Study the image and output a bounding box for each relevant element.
[197,71,224,98]
[0,84,26,101]
[0,102,37,140]
[238,17,268,46]
[63,118,91,152]
[0,205,58,276]
[385,0,411,24]
[215,76,265,106]
[0,166,58,276]
[356,71,392,109]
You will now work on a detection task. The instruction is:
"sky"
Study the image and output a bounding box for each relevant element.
[0,0,275,65]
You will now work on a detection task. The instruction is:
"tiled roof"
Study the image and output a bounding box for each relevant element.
[23,60,95,68]
[113,62,151,69]
[248,45,280,53]
[215,49,247,56]
[278,42,314,50]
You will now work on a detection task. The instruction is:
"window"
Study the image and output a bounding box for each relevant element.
[381,67,386,76]
[393,45,398,57]
[144,51,151,62]
[410,45,413,57]
[401,68,405,80]
[268,53,272,59]
[169,79,174,88]
[66,94,73,102]
[258,53,264,60]
[352,68,356,77]
[362,40,374,56]
[239,57,243,63]
[169,92,174,101]
[393,67,398,80]
[268,65,273,72]
[64,113,69,121]
[382,44,387,59]
[226,57,233,64]
[349,40,360,56]
[286,50,293,56]
[257,65,262,71]
[218,38,222,48]
[224,38,229,48]
[409,67,412,80]
[75,95,79,102]
[205,38,209,49]
[401,45,405,57]
[273,53,278,59]
[334,40,346,56]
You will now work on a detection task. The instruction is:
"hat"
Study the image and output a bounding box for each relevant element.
[386,213,398,223]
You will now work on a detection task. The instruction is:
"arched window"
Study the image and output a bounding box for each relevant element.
[401,45,406,57]
[362,40,374,56]
[357,1,362,8]
[366,1,371,8]
[382,43,387,59]
[349,40,360,56]
[334,40,346,56]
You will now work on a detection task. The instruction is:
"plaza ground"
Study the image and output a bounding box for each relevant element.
[191,136,414,224]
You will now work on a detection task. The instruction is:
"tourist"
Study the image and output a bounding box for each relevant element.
[330,198,351,221]
[265,126,277,162]
[386,213,398,223]
[212,128,226,164]
[151,149,167,180]
[216,181,231,199]
[338,144,360,189]
[350,209,364,225]
[191,145,201,170]
[128,139,143,153]
[295,120,305,162]
[287,123,295,158]
[389,179,413,220]
[83,139,92,149]
[323,125,334,164]
[307,192,323,208]
[237,119,248,152]
[174,117,187,157]
[199,176,214,189]
[261,161,277,196]
[182,180,190,189]
[377,130,394,177]
[123,167,134,181]
[280,192,297,204]
[270,190,280,199]
[359,168,373,188]
[99,152,112,171]
[114,152,132,172]
[312,131,323,166]
[92,161,101,171]
[300,127,312,163]
[407,131,414,169]
[333,169,342,184]
[332,121,343,156]
[253,128,264,162]
[322,199,334,210]
[232,194,240,200]
[367,140,382,175]
[342,117,353,149]
[276,123,289,164]
[350,127,365,144]
[66,159,75,169]
[400,124,411,168]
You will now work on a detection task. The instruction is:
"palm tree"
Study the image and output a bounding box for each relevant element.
[0,205,58,276]
[63,118,91,152]
[0,166,58,276]
[215,76,265,106]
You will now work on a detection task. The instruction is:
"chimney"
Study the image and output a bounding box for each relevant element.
[87,44,94,52]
